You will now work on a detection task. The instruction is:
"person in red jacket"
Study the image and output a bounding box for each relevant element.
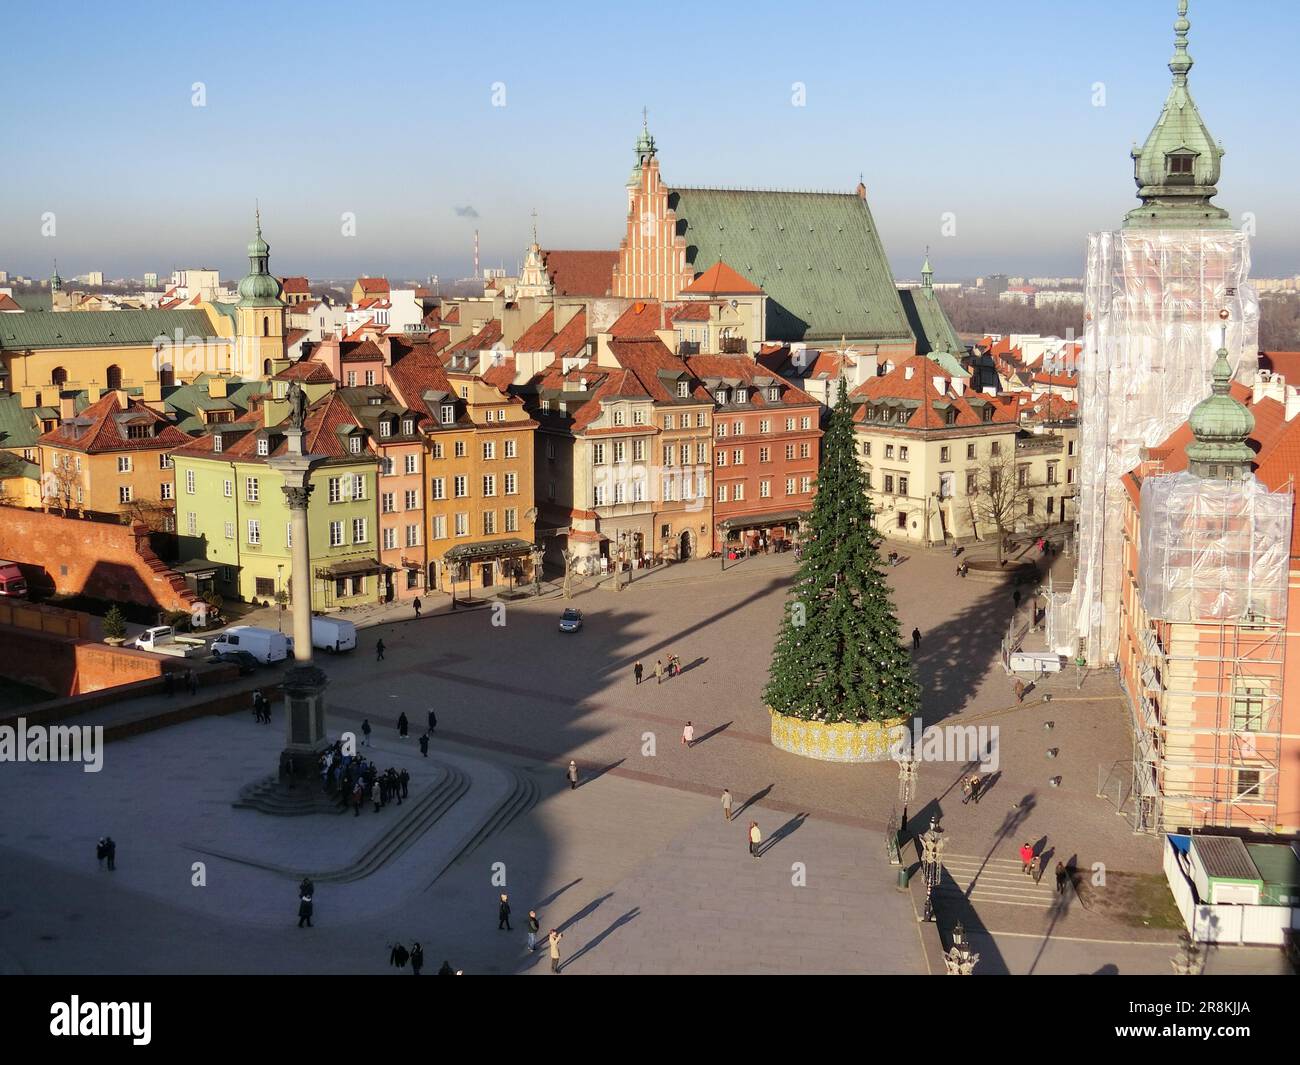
[1019,841,1035,874]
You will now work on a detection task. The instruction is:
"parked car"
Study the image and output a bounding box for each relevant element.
[0,560,28,598]
[209,649,260,674]
[558,608,583,633]
[131,625,207,658]
[209,625,291,665]
[311,616,357,653]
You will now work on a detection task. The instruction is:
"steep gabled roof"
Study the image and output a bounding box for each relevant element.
[275,360,336,384]
[685,353,818,408]
[852,354,1018,430]
[682,260,764,296]
[39,392,193,453]
[541,250,618,297]
[0,308,218,350]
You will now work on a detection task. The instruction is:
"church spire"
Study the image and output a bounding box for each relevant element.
[920,247,933,290]
[1125,1,1229,228]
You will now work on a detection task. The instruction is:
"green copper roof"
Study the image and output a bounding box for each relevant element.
[237,212,284,307]
[898,286,964,357]
[0,308,219,350]
[1124,2,1230,229]
[0,392,41,449]
[1186,348,1254,475]
[668,187,919,344]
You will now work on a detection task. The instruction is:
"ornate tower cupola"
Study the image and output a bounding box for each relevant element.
[1185,346,1255,479]
[920,249,934,291]
[50,261,62,293]
[237,208,284,307]
[1125,1,1230,228]
[627,109,657,189]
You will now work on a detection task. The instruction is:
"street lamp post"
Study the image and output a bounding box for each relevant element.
[943,920,980,975]
[920,815,947,923]
[717,524,725,571]
[276,563,284,633]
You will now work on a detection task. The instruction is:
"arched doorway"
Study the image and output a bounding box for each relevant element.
[263,358,273,377]
[679,529,693,560]
[105,364,122,390]
[51,366,67,388]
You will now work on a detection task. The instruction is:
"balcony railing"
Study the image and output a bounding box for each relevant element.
[719,337,748,354]
[1015,435,1065,456]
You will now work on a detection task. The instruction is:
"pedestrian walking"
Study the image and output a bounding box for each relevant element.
[721,788,733,822]
[376,638,385,661]
[1014,678,1026,704]
[185,669,197,696]
[682,721,695,748]
[634,660,643,685]
[527,910,540,951]
[748,821,762,859]
[399,768,410,799]
[567,760,579,789]
[1055,861,1069,895]
[361,719,372,747]
[251,690,261,722]
[104,837,116,871]
[397,712,409,739]
[912,627,922,650]
[548,929,563,973]
[960,561,969,578]
[1019,841,1035,874]
[655,659,664,685]
[96,837,107,868]
[413,597,422,619]
[297,892,313,928]
[427,708,437,734]
[299,876,314,899]
[667,653,677,678]
[498,894,512,931]
[164,671,175,697]
[410,942,424,975]
[352,783,363,817]
[1030,855,1043,884]
[418,733,429,757]
[961,777,974,805]
[970,774,983,805]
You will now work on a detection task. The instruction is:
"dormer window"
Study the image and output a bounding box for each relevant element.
[613,409,625,426]
[1167,153,1194,174]
[441,404,455,423]
[736,389,748,404]
[349,436,362,454]
[379,421,392,438]
[459,385,468,399]
[213,434,223,453]
[715,389,727,405]
[677,381,689,399]
[257,438,269,456]
[402,419,413,435]
[768,387,780,401]
[981,406,993,423]
[632,409,645,425]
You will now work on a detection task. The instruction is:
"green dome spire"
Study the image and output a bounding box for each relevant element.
[1124,1,1230,229]
[237,207,283,307]
[1185,346,1255,479]
[628,108,656,188]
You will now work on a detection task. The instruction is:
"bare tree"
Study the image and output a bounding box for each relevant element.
[972,448,1032,562]
[42,457,81,517]
[120,497,174,532]
[561,548,579,600]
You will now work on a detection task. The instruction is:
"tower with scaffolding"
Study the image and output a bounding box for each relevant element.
[1057,1,1260,667]
[1116,349,1293,834]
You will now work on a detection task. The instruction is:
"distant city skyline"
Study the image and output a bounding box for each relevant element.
[3,0,1297,281]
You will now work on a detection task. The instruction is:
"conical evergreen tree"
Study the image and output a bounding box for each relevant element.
[764,378,920,724]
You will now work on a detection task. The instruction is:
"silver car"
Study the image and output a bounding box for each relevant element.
[558,608,583,633]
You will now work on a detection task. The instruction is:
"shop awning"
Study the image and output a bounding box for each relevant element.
[718,509,808,532]
[441,538,535,562]
[315,558,388,579]
[172,559,234,578]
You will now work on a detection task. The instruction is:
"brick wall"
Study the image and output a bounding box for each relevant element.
[0,509,199,613]
[0,624,177,697]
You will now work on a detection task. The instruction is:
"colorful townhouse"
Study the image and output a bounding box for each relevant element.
[37,391,192,527]
[169,392,383,610]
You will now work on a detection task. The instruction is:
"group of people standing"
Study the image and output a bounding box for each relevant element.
[316,743,410,816]
[95,836,117,870]
[251,689,272,724]
[633,654,682,685]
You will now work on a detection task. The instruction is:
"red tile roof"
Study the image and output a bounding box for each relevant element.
[609,301,667,337]
[173,392,373,463]
[606,337,710,405]
[280,276,310,293]
[514,309,557,352]
[39,393,193,453]
[387,345,456,423]
[541,250,617,297]
[852,354,1018,429]
[670,303,712,322]
[685,353,817,408]
[275,360,336,384]
[449,319,503,354]
[355,277,389,294]
[682,261,764,296]
[0,294,22,312]
[1260,351,1300,382]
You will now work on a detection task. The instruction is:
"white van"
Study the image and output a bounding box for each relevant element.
[311,616,357,653]
[210,625,292,665]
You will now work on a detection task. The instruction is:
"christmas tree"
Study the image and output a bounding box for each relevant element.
[764,378,920,724]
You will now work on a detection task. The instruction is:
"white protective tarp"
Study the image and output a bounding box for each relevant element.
[1069,227,1259,663]
[1138,471,1291,623]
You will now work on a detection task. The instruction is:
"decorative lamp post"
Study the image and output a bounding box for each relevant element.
[920,815,947,923]
[943,920,980,975]
[1171,931,1203,976]
[276,563,284,633]
[897,754,918,806]
[717,524,726,571]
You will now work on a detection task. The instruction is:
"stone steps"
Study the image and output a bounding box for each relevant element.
[450,768,540,865]
[312,763,470,884]
[233,776,351,817]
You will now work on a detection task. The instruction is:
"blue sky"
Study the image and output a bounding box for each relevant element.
[1,0,1295,282]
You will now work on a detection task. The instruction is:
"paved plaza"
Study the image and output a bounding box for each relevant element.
[0,545,1286,974]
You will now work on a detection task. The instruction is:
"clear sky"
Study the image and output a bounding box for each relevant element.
[1,0,1295,283]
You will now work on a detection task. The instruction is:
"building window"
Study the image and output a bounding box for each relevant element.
[759,419,770,434]
[404,490,418,510]
[441,404,455,424]
[383,527,397,551]
[633,409,646,425]
[403,419,414,435]
[352,518,368,543]
[715,389,727,405]
[760,480,771,498]
[991,441,1001,456]
[454,440,466,458]
[716,423,727,439]
[379,421,392,439]
[185,469,196,494]
[483,441,496,460]
[613,482,625,504]
[940,446,950,463]
[981,406,993,423]
[677,382,689,399]
[594,484,606,506]
[1235,769,1261,800]
[898,476,909,496]
[897,511,907,530]
[632,440,646,462]
[885,445,895,460]
[899,446,909,461]
[967,443,976,460]
[505,508,518,532]
[247,519,261,545]
[716,451,727,468]
[966,471,979,495]
[117,456,132,473]
[1232,683,1266,732]
[224,521,234,540]
[482,474,496,497]
[504,472,517,495]
[613,409,625,426]
[1017,465,1029,487]
[482,511,496,535]
[431,441,443,460]
[454,513,468,537]
[405,524,420,547]
[759,447,770,463]
[504,439,516,459]
[1046,463,1058,485]
[432,515,447,539]
[593,443,606,464]
[257,438,269,456]
[329,521,344,547]
[328,477,342,503]
[246,477,260,502]
[453,475,467,498]
[768,387,780,401]
[404,454,418,475]
[785,478,795,496]
[347,372,357,387]
[430,477,445,501]
[614,441,626,463]
[160,481,173,501]
[717,484,727,502]
[884,475,894,494]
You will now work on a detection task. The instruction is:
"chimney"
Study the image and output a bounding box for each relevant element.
[208,376,229,399]
[85,386,101,405]
[59,395,77,419]
[142,380,162,404]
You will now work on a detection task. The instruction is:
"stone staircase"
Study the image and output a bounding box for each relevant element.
[933,853,1061,910]
[442,765,541,872]
[233,775,352,816]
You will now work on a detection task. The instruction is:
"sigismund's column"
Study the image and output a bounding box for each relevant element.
[270,421,328,771]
